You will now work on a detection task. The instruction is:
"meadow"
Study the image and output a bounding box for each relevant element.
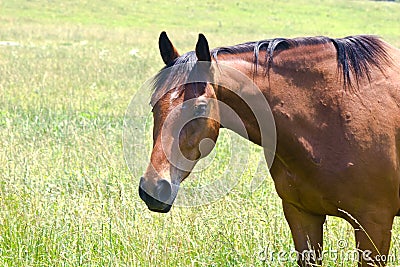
[1,0,400,266]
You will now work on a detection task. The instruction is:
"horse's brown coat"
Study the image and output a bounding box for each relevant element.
[139,32,400,266]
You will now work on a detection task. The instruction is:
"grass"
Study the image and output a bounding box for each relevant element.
[0,0,400,266]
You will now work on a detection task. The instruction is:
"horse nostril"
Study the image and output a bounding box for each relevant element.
[156,179,172,203]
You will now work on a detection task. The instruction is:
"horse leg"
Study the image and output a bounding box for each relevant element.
[350,214,394,267]
[283,201,326,266]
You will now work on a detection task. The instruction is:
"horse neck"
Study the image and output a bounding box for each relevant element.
[214,52,273,146]
[214,45,338,162]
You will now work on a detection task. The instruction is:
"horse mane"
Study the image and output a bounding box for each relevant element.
[151,35,391,105]
[213,35,392,90]
[330,35,391,90]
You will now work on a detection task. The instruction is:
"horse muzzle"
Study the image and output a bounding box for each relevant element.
[138,177,178,213]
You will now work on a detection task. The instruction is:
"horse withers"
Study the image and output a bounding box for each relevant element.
[138,31,400,266]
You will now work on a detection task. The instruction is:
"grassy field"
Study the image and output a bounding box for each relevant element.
[1,0,400,266]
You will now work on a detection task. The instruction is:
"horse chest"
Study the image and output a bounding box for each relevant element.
[270,158,330,213]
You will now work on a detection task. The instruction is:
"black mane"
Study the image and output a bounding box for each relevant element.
[213,35,391,90]
[151,35,391,105]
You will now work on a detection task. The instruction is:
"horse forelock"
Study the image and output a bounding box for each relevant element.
[150,51,197,107]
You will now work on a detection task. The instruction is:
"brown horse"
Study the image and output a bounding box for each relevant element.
[138,31,400,266]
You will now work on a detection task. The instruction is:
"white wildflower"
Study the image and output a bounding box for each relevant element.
[129,48,139,56]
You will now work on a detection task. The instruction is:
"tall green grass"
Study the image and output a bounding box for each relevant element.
[0,0,400,266]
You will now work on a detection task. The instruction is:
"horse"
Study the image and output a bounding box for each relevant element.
[138,31,400,266]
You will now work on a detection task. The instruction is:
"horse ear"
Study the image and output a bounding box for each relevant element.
[195,33,211,62]
[159,31,180,65]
